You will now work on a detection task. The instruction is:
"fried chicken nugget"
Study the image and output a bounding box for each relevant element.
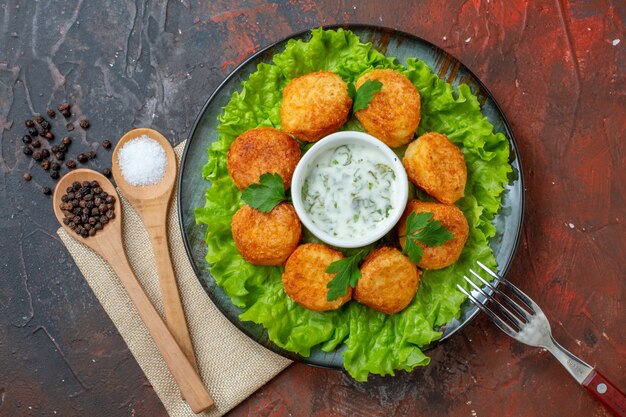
[403,132,467,204]
[227,127,300,190]
[398,200,469,270]
[231,203,301,266]
[280,71,352,142]
[354,247,420,314]
[354,69,421,148]
[282,243,352,312]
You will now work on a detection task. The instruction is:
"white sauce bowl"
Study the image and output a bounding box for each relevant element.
[291,131,409,248]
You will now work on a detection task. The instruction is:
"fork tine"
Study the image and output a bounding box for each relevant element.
[463,275,525,329]
[476,260,499,279]
[476,260,542,313]
[456,284,517,338]
[500,280,542,314]
[469,269,533,322]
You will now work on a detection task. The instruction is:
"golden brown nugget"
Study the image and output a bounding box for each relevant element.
[403,132,467,204]
[398,200,469,270]
[354,69,421,147]
[231,203,301,266]
[227,127,300,190]
[354,247,420,314]
[282,243,352,312]
[280,71,352,142]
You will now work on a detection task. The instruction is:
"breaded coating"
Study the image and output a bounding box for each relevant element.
[282,243,352,312]
[354,69,421,147]
[398,200,469,270]
[231,203,301,266]
[403,132,467,204]
[227,127,300,190]
[280,71,352,142]
[354,247,420,314]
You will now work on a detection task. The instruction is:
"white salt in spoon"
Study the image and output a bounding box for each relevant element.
[112,128,201,375]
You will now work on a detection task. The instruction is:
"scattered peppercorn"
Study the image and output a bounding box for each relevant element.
[19,104,100,187]
[102,168,111,177]
[23,173,32,181]
[102,140,112,149]
[60,180,114,238]
[42,187,51,195]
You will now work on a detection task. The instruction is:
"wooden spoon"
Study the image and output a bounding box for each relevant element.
[111,128,198,371]
[53,169,213,413]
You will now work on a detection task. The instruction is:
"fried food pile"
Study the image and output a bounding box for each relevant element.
[225,69,469,315]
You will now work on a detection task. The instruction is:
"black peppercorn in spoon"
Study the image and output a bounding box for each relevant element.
[52,169,213,413]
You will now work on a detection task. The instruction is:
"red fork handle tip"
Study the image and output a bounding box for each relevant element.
[583,369,626,417]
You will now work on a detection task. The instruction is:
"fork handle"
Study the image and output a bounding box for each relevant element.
[583,370,626,417]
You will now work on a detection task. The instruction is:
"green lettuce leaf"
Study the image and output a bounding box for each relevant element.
[195,28,512,381]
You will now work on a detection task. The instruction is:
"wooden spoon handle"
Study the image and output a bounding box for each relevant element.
[105,248,213,413]
[146,220,198,369]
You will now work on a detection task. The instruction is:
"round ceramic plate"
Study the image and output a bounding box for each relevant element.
[178,25,524,368]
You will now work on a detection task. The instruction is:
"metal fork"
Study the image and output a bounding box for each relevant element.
[458,261,626,417]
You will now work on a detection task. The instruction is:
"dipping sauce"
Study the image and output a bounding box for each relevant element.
[302,144,399,240]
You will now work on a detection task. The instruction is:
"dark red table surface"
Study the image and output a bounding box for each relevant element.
[0,1,624,416]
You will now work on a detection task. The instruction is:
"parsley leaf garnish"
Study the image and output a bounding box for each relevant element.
[241,173,287,212]
[402,212,454,265]
[326,248,371,302]
[347,83,356,100]
[351,79,383,112]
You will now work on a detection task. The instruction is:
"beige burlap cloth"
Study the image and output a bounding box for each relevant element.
[57,142,291,416]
